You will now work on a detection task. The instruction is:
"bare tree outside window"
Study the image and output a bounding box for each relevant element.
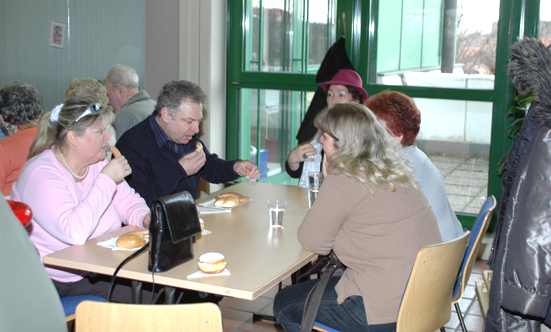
[455,4,498,75]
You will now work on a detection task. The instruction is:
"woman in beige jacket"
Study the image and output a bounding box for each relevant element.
[274,103,442,332]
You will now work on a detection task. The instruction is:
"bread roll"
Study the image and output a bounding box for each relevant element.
[213,195,242,208]
[198,252,226,274]
[116,234,146,249]
[221,196,240,207]
[214,196,225,208]
[196,142,203,152]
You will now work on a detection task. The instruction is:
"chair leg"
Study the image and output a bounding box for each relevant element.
[455,302,468,332]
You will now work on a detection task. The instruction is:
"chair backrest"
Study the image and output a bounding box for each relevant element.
[397,231,470,332]
[75,301,223,332]
[0,197,67,332]
[452,196,496,302]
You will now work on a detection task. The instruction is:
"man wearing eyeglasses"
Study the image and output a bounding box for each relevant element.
[105,65,156,140]
[116,80,260,206]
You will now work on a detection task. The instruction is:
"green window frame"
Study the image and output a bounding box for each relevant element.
[226,0,543,230]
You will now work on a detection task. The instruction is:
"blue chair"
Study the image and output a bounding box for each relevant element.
[452,196,496,332]
[61,295,108,320]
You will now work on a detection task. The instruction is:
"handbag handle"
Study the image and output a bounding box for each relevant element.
[107,243,149,302]
[299,251,343,332]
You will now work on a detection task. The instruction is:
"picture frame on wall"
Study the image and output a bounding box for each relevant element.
[50,21,65,48]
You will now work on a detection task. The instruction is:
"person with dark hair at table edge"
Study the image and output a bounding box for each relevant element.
[274,103,441,332]
[0,81,43,196]
[116,80,260,206]
[11,96,152,302]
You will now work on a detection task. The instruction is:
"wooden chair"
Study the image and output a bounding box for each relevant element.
[75,301,223,332]
[452,196,496,332]
[312,232,470,332]
[396,231,470,332]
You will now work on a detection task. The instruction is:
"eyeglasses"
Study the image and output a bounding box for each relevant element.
[74,103,101,122]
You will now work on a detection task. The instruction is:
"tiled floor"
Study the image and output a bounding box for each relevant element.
[427,153,489,215]
[219,259,490,332]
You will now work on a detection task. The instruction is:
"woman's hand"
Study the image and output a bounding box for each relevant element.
[142,213,151,229]
[101,155,132,184]
[287,142,317,171]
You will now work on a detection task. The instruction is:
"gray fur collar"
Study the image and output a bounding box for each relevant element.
[508,38,551,130]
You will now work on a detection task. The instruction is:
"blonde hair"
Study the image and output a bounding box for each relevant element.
[314,103,417,193]
[28,95,114,159]
[65,78,109,106]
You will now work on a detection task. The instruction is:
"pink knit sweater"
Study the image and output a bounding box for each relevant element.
[12,148,149,282]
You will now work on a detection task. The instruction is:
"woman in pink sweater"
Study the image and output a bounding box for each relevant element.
[274,103,442,331]
[12,96,151,302]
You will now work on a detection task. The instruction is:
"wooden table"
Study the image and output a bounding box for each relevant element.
[44,181,316,301]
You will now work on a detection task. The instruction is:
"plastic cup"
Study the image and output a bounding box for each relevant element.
[308,172,324,188]
[267,200,286,228]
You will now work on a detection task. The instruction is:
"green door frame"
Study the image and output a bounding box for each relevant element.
[227,0,541,230]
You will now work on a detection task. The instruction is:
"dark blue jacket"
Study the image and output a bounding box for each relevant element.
[116,115,239,206]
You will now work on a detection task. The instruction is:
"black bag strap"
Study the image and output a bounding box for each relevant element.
[107,243,149,302]
[299,252,343,332]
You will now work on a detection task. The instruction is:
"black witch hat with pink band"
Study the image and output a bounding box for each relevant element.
[295,37,368,143]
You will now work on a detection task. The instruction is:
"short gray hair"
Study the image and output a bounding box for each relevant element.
[154,80,206,117]
[105,65,139,89]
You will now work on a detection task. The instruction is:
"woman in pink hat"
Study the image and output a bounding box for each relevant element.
[285,69,368,187]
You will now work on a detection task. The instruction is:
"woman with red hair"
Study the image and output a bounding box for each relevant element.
[366,90,463,242]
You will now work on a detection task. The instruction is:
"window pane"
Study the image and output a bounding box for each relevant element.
[414,98,491,214]
[374,0,499,90]
[238,88,309,184]
[540,1,551,43]
[244,0,337,73]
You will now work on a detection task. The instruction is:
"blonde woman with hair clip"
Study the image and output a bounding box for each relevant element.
[64,78,117,159]
[274,103,442,332]
[12,96,153,303]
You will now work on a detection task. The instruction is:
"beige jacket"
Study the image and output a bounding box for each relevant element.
[298,172,442,324]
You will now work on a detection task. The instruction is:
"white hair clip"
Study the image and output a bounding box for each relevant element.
[50,104,64,123]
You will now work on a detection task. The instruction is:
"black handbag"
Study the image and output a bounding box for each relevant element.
[148,191,201,272]
[299,250,344,332]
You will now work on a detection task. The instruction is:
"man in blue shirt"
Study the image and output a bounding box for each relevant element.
[117,80,259,206]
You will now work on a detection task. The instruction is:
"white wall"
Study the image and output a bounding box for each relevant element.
[0,0,146,111]
[145,0,180,99]
[403,72,494,145]
[145,0,227,195]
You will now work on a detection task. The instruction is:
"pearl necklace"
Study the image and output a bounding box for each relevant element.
[57,145,89,179]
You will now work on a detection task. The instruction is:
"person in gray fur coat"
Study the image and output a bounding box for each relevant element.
[485,38,551,332]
